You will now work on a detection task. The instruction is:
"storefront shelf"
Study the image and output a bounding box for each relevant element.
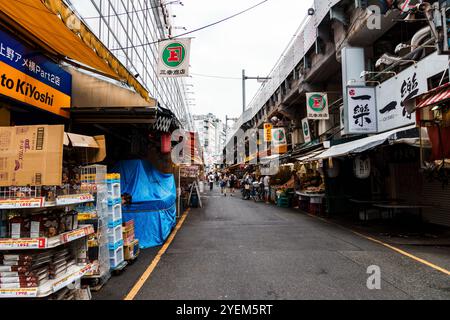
[0,194,94,209]
[0,264,92,298]
[0,225,94,250]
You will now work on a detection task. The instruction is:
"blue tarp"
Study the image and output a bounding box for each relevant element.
[110,160,177,249]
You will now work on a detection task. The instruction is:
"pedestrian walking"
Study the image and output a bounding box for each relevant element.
[263,175,271,204]
[229,174,237,196]
[221,174,229,196]
[208,172,215,191]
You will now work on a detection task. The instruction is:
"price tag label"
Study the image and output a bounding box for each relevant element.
[56,194,94,205]
[52,265,91,292]
[0,288,38,298]
[61,228,87,243]
[0,238,46,249]
[0,198,44,209]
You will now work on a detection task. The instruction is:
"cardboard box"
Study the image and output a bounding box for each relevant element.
[0,125,106,187]
[0,125,64,186]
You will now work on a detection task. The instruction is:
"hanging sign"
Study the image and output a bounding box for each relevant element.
[264,123,272,142]
[306,92,329,120]
[157,38,191,77]
[301,118,311,143]
[347,86,377,134]
[271,128,287,154]
[0,29,71,118]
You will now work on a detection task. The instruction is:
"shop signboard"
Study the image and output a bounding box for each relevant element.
[340,105,345,130]
[158,38,191,77]
[271,128,287,154]
[302,118,311,143]
[264,123,272,142]
[376,52,449,132]
[346,86,377,134]
[0,29,71,117]
[306,92,329,120]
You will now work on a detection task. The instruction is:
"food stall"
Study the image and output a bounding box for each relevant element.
[295,157,326,215]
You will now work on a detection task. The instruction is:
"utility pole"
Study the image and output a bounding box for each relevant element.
[242,69,271,113]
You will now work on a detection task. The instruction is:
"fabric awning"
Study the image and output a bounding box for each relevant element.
[416,82,450,110]
[0,0,154,105]
[296,149,325,162]
[404,82,450,114]
[314,125,417,159]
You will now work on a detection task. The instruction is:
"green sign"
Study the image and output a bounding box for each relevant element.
[162,42,186,68]
[308,94,327,112]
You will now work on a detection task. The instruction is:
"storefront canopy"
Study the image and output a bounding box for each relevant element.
[0,0,154,105]
[314,125,417,160]
[405,82,450,114]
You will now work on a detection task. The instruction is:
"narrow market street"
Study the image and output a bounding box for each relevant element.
[95,188,450,300]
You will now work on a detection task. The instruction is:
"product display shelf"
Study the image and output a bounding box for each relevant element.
[0,263,92,298]
[0,183,96,299]
[0,225,94,250]
[79,166,110,281]
[106,174,126,271]
[0,194,94,210]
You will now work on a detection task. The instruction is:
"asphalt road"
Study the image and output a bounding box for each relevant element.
[96,188,450,300]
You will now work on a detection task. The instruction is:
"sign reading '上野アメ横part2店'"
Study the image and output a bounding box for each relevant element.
[157,38,191,78]
[0,29,71,117]
[306,92,329,120]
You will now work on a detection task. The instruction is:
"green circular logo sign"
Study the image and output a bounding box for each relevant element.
[308,94,327,112]
[303,122,309,136]
[162,42,186,68]
[273,130,285,142]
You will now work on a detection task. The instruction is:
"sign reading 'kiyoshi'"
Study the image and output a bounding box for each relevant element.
[157,38,191,77]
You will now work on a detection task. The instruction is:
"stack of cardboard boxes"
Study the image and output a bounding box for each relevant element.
[122,220,139,261]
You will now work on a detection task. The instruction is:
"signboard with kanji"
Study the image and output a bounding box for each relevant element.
[306,92,329,120]
[264,123,272,142]
[157,38,191,78]
[347,86,377,134]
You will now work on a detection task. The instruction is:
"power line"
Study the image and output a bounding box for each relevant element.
[191,73,241,80]
[110,0,270,51]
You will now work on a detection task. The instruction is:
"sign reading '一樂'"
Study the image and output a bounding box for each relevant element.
[157,38,191,78]
[306,92,329,120]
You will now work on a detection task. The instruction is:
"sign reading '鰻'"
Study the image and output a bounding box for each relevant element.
[157,38,191,78]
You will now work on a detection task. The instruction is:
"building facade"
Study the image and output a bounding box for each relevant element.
[193,113,226,167]
[67,0,193,130]
[225,0,450,226]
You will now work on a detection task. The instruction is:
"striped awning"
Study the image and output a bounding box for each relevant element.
[416,82,450,110]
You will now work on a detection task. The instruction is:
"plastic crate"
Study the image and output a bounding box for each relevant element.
[107,182,121,200]
[108,224,123,246]
[107,203,122,226]
[277,197,290,208]
[109,246,124,269]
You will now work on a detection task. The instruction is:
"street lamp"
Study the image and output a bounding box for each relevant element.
[242,69,271,113]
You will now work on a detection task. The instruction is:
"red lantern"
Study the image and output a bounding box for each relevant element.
[161,133,171,154]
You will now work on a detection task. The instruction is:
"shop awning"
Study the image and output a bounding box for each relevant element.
[0,0,155,105]
[296,149,325,162]
[404,82,450,114]
[314,125,417,160]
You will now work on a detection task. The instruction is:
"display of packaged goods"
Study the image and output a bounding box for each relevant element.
[124,239,139,261]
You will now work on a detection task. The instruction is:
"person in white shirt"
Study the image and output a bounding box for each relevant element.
[208,173,215,191]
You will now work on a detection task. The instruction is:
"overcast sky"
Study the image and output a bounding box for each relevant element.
[171,0,313,123]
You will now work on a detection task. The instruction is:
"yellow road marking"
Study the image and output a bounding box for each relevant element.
[124,209,190,300]
[306,213,450,276]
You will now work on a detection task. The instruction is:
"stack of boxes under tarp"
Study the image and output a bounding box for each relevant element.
[122,220,139,262]
[106,174,126,271]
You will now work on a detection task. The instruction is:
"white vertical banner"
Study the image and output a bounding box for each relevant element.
[157,38,191,77]
[347,86,377,134]
[302,118,311,143]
